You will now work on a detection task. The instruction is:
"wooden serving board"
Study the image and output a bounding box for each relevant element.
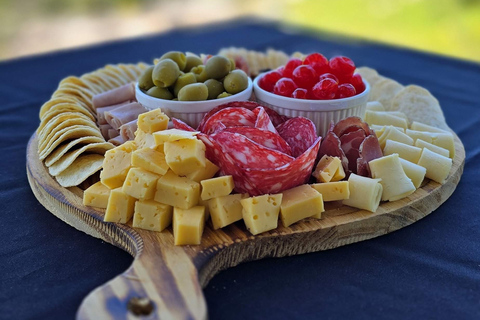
[27,132,465,320]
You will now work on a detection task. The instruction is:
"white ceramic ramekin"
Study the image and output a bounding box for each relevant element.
[135,78,253,129]
[253,73,370,137]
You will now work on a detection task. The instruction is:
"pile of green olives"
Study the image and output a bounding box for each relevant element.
[138,51,249,101]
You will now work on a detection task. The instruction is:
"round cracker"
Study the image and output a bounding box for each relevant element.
[38,112,97,145]
[391,85,447,130]
[370,78,404,111]
[38,109,94,136]
[81,72,115,91]
[48,142,113,176]
[355,66,385,89]
[38,103,94,133]
[106,64,135,82]
[96,68,128,87]
[52,87,93,111]
[55,153,104,187]
[60,76,104,95]
[39,125,103,160]
[93,69,124,88]
[40,97,90,119]
[45,136,106,167]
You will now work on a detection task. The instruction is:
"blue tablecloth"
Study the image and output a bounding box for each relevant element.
[1,19,479,319]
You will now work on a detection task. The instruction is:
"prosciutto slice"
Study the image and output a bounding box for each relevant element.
[339,129,366,173]
[92,83,135,109]
[357,134,383,176]
[318,131,349,172]
[333,117,370,137]
[105,102,146,130]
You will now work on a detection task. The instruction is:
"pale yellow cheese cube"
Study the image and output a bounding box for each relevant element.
[154,171,200,209]
[153,129,199,145]
[173,206,205,245]
[104,187,136,223]
[132,147,169,175]
[137,109,169,133]
[198,198,210,221]
[240,194,282,235]
[100,145,134,189]
[312,155,341,183]
[134,129,156,149]
[331,163,346,182]
[117,141,137,153]
[122,167,160,200]
[311,181,350,202]
[186,159,219,182]
[133,200,173,232]
[164,139,206,176]
[83,181,111,209]
[200,175,234,201]
[280,185,324,227]
[209,193,248,230]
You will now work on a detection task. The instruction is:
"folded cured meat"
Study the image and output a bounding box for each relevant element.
[105,102,146,130]
[319,117,382,177]
[108,134,126,146]
[99,123,113,140]
[119,119,138,141]
[92,83,136,109]
[96,101,133,125]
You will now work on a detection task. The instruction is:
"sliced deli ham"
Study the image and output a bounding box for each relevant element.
[92,83,135,109]
[96,101,133,125]
[119,119,138,141]
[105,102,146,130]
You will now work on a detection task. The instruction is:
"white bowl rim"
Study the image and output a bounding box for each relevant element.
[253,72,370,111]
[135,77,253,113]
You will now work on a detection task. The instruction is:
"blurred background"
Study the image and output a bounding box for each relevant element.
[1,0,479,62]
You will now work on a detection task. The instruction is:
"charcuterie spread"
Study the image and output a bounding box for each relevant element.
[34,48,457,247]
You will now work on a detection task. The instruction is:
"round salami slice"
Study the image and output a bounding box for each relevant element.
[197,133,261,195]
[276,117,318,158]
[223,127,292,155]
[253,107,278,134]
[339,129,366,173]
[333,116,370,138]
[201,107,256,135]
[210,131,294,169]
[197,101,287,131]
[172,118,196,132]
[243,137,322,195]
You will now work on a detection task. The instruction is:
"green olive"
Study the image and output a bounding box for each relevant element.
[191,65,209,82]
[138,65,155,91]
[152,59,180,88]
[228,58,236,71]
[147,86,174,100]
[158,51,187,71]
[205,79,224,100]
[217,92,232,99]
[184,53,203,72]
[223,69,249,94]
[173,72,197,97]
[205,55,231,79]
[178,83,208,101]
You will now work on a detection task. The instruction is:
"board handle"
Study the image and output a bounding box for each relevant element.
[76,235,207,320]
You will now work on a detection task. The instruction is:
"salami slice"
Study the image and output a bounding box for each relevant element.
[223,127,292,155]
[197,133,261,195]
[318,131,349,172]
[253,107,278,134]
[209,131,294,169]
[339,129,366,173]
[197,101,287,131]
[172,118,196,132]
[276,117,318,158]
[333,116,370,138]
[242,137,322,195]
[201,107,256,135]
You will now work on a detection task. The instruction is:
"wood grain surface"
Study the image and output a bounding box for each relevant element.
[26,132,465,320]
